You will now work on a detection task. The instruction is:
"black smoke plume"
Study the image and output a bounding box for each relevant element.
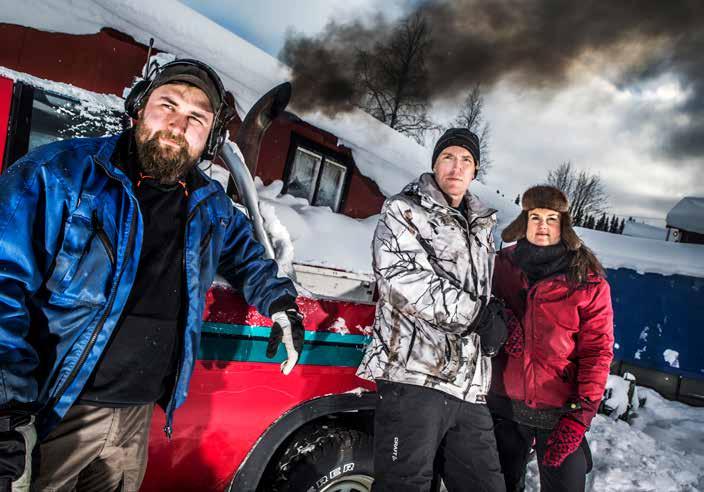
[281,0,704,160]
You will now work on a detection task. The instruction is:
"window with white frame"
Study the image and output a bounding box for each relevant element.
[285,145,348,212]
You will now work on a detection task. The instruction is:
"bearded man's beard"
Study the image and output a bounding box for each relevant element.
[135,121,199,184]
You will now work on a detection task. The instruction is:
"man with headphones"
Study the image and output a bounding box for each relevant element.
[0,59,303,492]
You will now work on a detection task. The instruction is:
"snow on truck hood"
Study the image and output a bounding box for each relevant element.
[3,0,703,279]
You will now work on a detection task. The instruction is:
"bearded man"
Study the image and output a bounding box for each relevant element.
[0,59,302,492]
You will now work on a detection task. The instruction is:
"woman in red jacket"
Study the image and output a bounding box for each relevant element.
[488,185,614,492]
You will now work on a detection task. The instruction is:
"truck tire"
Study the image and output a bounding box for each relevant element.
[271,427,374,492]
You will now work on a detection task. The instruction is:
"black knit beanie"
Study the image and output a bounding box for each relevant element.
[431,128,480,169]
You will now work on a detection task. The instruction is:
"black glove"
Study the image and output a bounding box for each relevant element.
[474,298,509,357]
[0,412,36,492]
[266,307,305,375]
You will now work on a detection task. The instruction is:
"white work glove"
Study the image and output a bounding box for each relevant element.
[267,308,305,375]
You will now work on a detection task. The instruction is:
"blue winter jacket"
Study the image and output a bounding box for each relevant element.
[0,133,297,438]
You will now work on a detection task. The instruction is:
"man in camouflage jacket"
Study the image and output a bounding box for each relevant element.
[358,128,505,491]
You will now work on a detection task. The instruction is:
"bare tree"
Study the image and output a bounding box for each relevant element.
[452,84,492,181]
[547,162,608,225]
[547,161,575,197]
[355,13,438,144]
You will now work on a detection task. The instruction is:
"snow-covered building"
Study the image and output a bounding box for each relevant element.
[0,17,385,219]
[666,196,704,245]
[622,220,667,241]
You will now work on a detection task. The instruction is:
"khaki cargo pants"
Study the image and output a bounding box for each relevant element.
[32,404,154,492]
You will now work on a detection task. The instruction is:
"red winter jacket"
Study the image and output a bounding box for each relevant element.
[491,245,614,426]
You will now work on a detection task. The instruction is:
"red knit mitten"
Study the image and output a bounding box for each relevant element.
[541,416,586,467]
[502,309,523,357]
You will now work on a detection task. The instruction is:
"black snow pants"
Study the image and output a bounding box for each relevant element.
[492,416,592,492]
[372,380,505,492]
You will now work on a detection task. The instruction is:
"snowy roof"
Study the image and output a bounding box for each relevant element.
[666,197,704,235]
[622,221,667,241]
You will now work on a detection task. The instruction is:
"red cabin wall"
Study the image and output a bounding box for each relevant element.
[0,23,385,217]
[255,118,293,183]
[0,24,147,97]
[342,171,386,218]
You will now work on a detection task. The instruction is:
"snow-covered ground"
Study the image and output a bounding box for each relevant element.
[523,386,704,491]
[249,176,704,279]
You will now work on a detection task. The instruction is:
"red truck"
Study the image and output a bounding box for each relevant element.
[0,72,380,491]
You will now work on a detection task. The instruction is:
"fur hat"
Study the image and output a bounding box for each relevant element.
[501,185,581,250]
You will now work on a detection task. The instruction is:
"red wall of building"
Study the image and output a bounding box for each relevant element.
[0,23,385,217]
[342,170,386,218]
[0,24,147,97]
[0,76,12,172]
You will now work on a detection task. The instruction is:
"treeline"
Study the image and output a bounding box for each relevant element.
[577,213,625,234]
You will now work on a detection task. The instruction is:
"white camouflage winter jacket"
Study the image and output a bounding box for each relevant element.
[357,173,497,403]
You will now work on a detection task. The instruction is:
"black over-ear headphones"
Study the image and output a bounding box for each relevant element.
[124,58,237,160]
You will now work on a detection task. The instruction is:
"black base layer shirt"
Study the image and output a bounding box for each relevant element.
[80,135,188,407]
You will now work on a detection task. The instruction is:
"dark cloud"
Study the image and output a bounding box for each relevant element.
[281,0,704,161]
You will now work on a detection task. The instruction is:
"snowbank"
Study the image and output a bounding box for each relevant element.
[523,386,704,491]
[602,373,639,420]
[257,179,378,275]
[577,228,704,278]
[255,178,704,278]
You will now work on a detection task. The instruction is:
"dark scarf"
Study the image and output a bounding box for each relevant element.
[512,239,572,284]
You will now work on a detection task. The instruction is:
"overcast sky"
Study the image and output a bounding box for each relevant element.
[183,0,703,226]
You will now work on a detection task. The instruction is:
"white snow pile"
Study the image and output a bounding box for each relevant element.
[256,179,378,275]
[523,384,704,491]
[328,317,350,335]
[253,174,704,279]
[602,373,640,420]
[247,169,704,278]
[663,349,680,369]
[576,228,704,278]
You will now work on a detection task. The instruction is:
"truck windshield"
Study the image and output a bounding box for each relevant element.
[28,88,124,152]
